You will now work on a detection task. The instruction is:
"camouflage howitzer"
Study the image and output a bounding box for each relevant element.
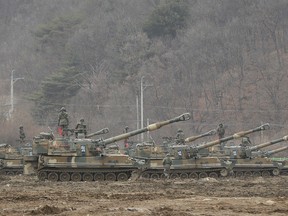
[23,127,109,175]
[179,123,270,159]
[220,135,288,177]
[0,144,25,175]
[238,135,288,159]
[138,123,270,180]
[132,129,216,160]
[34,113,191,181]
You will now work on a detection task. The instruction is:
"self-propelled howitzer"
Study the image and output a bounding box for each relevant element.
[222,135,288,177]
[238,135,288,159]
[138,123,270,180]
[181,123,270,158]
[36,113,191,182]
[130,128,216,159]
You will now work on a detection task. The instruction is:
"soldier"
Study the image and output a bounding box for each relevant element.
[75,118,87,138]
[162,153,172,179]
[240,136,252,147]
[175,128,185,145]
[217,123,225,139]
[58,107,69,136]
[19,125,26,143]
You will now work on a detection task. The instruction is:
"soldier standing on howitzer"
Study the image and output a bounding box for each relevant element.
[58,107,69,137]
[217,123,226,150]
[217,123,225,139]
[175,128,185,145]
[240,136,252,147]
[162,153,172,179]
[75,118,87,138]
[19,125,26,143]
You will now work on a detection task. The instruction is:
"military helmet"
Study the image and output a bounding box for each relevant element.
[19,125,23,128]
[219,123,223,127]
[166,153,170,156]
[177,128,183,132]
[80,118,84,122]
[60,107,66,112]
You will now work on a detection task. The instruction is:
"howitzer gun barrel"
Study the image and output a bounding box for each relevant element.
[184,129,216,143]
[86,128,110,138]
[250,135,288,151]
[102,113,191,146]
[196,123,270,150]
[265,146,288,156]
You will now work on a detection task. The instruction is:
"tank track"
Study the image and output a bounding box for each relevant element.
[0,168,23,175]
[37,168,136,182]
[139,167,281,180]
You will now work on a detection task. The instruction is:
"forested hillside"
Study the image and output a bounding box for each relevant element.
[1,0,288,147]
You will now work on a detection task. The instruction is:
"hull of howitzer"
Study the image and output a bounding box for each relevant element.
[37,154,139,181]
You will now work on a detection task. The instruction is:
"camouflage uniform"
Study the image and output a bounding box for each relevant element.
[240,136,252,147]
[75,118,87,138]
[175,129,185,145]
[217,124,225,139]
[162,154,172,179]
[19,126,26,143]
[58,107,69,136]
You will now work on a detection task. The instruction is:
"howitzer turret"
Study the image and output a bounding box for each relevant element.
[241,135,288,158]
[85,128,109,138]
[185,123,270,158]
[184,129,216,143]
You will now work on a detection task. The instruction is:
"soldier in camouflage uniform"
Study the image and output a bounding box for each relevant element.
[58,107,69,136]
[175,128,185,145]
[240,136,252,147]
[19,125,26,143]
[217,123,225,139]
[162,153,172,179]
[75,118,87,138]
[217,123,226,150]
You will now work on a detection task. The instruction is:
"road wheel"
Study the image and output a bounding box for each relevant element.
[189,172,198,179]
[150,173,159,180]
[71,173,81,182]
[94,173,104,181]
[252,171,261,177]
[117,173,128,181]
[180,173,189,179]
[83,173,93,181]
[209,172,218,179]
[244,171,252,177]
[59,172,70,182]
[199,172,208,178]
[170,173,179,179]
[6,171,14,176]
[262,171,270,177]
[16,171,23,175]
[272,168,280,176]
[141,172,150,179]
[48,172,58,181]
[106,173,116,181]
[235,171,243,177]
[38,171,47,181]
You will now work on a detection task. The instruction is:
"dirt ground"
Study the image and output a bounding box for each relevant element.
[0,175,287,216]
